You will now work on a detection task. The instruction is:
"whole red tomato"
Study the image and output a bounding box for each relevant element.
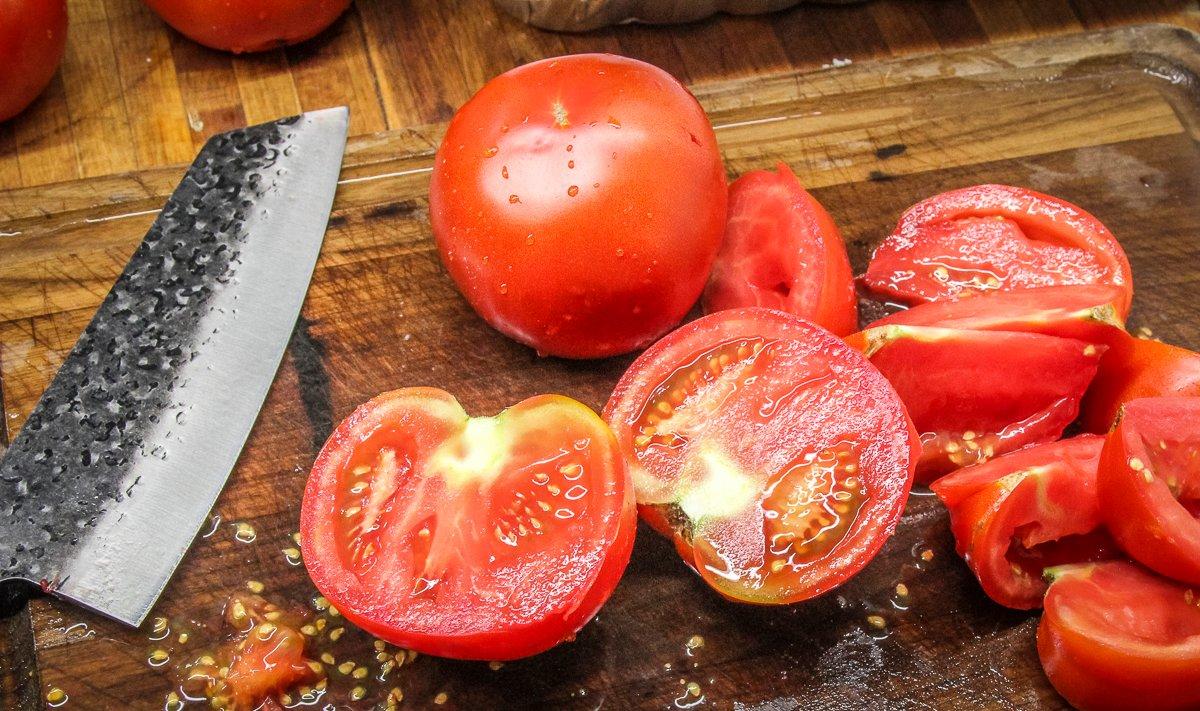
[141,0,350,53]
[430,54,728,359]
[0,0,68,122]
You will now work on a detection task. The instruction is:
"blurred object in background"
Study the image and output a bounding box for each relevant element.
[0,0,67,122]
[494,0,865,31]
[140,0,351,53]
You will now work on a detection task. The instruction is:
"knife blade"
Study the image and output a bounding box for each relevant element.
[0,107,348,627]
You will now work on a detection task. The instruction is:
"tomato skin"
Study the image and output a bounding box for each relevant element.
[140,0,349,53]
[300,388,635,660]
[1037,562,1200,711]
[1098,397,1200,585]
[604,307,920,604]
[0,0,67,122]
[862,185,1133,318]
[1080,335,1200,433]
[703,163,857,335]
[430,54,728,359]
[931,436,1113,609]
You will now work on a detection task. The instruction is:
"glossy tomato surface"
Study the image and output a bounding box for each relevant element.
[703,163,857,335]
[603,308,920,604]
[931,436,1114,609]
[300,388,636,660]
[848,324,1104,482]
[1098,397,1200,585]
[141,0,349,53]
[1038,561,1200,711]
[0,0,67,122]
[1080,335,1200,433]
[862,185,1133,318]
[430,54,728,358]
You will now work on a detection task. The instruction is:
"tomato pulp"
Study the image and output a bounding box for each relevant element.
[862,185,1133,318]
[141,0,350,53]
[430,54,728,358]
[0,0,67,122]
[1098,397,1200,585]
[300,388,636,660]
[703,163,857,335]
[1080,335,1200,433]
[1038,562,1200,711]
[604,308,920,604]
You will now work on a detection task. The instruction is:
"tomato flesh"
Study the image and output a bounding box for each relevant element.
[1080,335,1200,433]
[1038,561,1200,711]
[604,308,920,604]
[703,163,857,335]
[141,0,350,53]
[862,184,1133,318]
[0,0,67,122]
[848,324,1104,482]
[931,436,1113,608]
[1098,397,1200,585]
[300,388,635,660]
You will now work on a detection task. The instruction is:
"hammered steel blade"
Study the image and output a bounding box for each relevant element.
[0,107,348,626]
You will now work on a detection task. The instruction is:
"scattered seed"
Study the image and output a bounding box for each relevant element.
[686,635,705,651]
[246,580,264,594]
[314,596,330,611]
[338,661,356,675]
[866,615,887,630]
[1129,457,1145,471]
[353,666,369,680]
[489,661,504,671]
[316,618,327,631]
[434,692,449,705]
[320,652,336,665]
[686,681,702,697]
[149,648,169,663]
[920,549,935,562]
[329,627,345,642]
[46,688,66,704]
[895,583,910,597]
[178,632,189,644]
[256,623,276,641]
[301,624,317,636]
[350,686,367,701]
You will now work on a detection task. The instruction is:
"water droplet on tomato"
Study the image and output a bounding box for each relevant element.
[484,146,498,158]
[499,283,508,295]
[525,234,534,246]
[567,186,579,197]
[508,194,520,204]
[568,160,575,169]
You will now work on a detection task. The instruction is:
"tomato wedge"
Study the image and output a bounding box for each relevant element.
[1038,561,1200,711]
[300,388,635,660]
[869,284,1125,344]
[1097,397,1200,585]
[931,436,1114,609]
[1080,335,1200,433]
[702,164,857,336]
[603,308,920,604]
[862,185,1133,318]
[848,324,1104,482]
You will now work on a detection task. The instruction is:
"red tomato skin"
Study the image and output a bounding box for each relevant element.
[862,185,1133,318]
[0,0,67,122]
[430,54,728,359]
[1037,562,1200,711]
[140,0,349,53]
[703,163,857,335]
[300,388,636,660]
[1080,335,1200,433]
[1098,397,1200,585]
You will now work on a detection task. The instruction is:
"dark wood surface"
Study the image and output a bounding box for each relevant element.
[3,24,1200,709]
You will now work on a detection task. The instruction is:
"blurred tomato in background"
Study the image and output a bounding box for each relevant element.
[0,0,68,122]
[141,0,351,53]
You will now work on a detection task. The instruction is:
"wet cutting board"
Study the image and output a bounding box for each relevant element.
[3,23,1200,710]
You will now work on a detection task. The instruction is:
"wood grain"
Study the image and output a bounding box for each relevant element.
[3,23,1200,710]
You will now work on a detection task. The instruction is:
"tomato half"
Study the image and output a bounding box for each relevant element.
[848,324,1104,482]
[1080,335,1200,433]
[0,0,67,122]
[430,54,728,359]
[1038,561,1200,711]
[1097,397,1200,585]
[603,308,920,604]
[141,0,349,53]
[930,436,1114,609]
[862,185,1133,318]
[300,388,635,660]
[702,163,857,336]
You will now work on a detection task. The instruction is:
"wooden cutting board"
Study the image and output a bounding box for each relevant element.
[3,23,1200,710]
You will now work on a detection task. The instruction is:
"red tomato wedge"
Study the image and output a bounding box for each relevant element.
[847,325,1105,482]
[862,185,1133,318]
[1098,397,1200,585]
[603,308,920,604]
[702,164,857,336]
[1038,561,1200,711]
[1080,335,1200,433]
[869,284,1125,344]
[300,388,635,660]
[931,436,1114,609]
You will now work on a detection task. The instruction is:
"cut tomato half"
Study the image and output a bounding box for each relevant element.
[862,185,1133,318]
[703,163,857,335]
[848,324,1105,482]
[300,388,636,660]
[1098,397,1200,585]
[931,436,1114,609]
[1038,561,1200,711]
[1080,335,1200,433]
[603,308,920,604]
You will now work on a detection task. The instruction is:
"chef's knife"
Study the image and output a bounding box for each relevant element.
[0,107,348,627]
